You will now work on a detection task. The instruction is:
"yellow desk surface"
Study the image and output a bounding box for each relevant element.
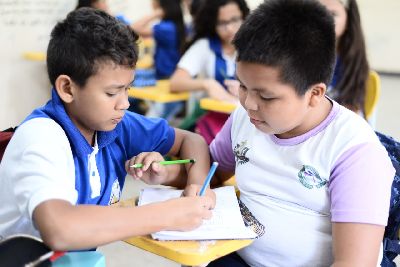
[117,198,253,266]
[23,52,46,61]
[22,52,151,68]
[129,80,190,103]
[200,98,236,114]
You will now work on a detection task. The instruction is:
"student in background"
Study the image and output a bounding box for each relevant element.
[208,0,394,266]
[132,0,186,121]
[170,0,250,144]
[0,8,215,251]
[320,0,370,117]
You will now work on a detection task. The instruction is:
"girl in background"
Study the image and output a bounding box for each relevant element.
[132,0,186,120]
[320,0,370,117]
[170,0,250,144]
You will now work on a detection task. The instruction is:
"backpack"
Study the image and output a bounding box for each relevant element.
[0,127,16,162]
[377,131,400,267]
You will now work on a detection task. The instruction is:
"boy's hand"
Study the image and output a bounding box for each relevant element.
[182,184,216,209]
[125,152,168,185]
[163,196,214,231]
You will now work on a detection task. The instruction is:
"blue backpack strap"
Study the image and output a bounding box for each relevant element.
[376,131,400,267]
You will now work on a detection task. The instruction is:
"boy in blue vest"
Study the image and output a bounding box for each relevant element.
[0,8,214,251]
[208,0,394,266]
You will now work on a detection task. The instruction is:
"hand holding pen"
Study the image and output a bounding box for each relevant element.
[125,152,193,185]
[182,162,218,210]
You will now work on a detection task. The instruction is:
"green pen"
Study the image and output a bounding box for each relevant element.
[130,159,196,168]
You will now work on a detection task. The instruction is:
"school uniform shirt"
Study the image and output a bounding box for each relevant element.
[153,20,180,78]
[177,38,236,81]
[210,99,394,267]
[0,89,174,239]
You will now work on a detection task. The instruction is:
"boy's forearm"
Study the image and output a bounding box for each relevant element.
[181,134,210,186]
[34,199,173,251]
[165,132,210,188]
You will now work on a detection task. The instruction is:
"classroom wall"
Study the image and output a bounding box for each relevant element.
[0,0,399,130]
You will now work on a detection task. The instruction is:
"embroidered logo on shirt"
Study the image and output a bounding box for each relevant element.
[298,165,327,189]
[234,140,250,165]
[108,179,121,205]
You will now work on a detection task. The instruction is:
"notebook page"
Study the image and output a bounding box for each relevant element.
[138,186,257,240]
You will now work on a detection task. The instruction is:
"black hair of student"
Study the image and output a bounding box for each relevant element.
[75,0,98,9]
[186,0,250,50]
[157,0,186,52]
[47,8,139,88]
[335,0,369,113]
[189,0,204,16]
[233,0,336,95]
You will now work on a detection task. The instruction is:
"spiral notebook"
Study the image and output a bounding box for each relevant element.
[138,186,257,241]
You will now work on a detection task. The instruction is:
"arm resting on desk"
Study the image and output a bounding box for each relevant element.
[33,197,212,251]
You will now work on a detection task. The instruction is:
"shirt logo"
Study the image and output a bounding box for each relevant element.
[298,165,327,189]
[108,179,121,205]
[234,140,250,165]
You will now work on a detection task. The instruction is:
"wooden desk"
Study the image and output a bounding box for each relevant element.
[129,80,190,103]
[200,98,236,114]
[117,198,253,266]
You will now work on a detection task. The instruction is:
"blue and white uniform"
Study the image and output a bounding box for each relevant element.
[0,89,174,238]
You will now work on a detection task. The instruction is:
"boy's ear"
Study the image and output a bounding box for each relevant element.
[308,83,327,107]
[54,75,76,104]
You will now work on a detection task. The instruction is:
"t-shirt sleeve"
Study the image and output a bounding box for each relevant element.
[177,39,208,77]
[209,115,236,171]
[9,118,78,220]
[329,142,394,226]
[153,22,176,47]
[122,112,175,157]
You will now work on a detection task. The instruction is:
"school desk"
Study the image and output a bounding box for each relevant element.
[129,80,190,103]
[23,52,46,61]
[117,198,254,266]
[199,98,236,114]
[22,51,151,69]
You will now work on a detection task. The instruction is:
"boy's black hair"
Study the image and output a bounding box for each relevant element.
[233,0,336,95]
[47,7,139,87]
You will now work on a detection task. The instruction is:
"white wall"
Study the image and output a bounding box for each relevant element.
[0,0,398,129]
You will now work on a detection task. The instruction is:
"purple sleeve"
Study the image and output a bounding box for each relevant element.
[209,115,236,171]
[330,142,394,226]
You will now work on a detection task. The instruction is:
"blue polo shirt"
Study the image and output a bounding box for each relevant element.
[24,89,175,206]
[153,20,180,78]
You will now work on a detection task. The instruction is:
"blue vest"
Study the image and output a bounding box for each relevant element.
[208,37,235,86]
[24,89,175,206]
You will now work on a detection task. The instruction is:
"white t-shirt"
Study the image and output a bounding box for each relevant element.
[0,118,77,238]
[178,38,236,79]
[210,101,394,266]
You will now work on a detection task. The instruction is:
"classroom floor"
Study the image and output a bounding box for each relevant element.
[98,73,400,267]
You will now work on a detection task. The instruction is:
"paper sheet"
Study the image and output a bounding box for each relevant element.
[138,186,257,241]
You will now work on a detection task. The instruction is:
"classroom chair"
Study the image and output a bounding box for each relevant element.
[364,70,381,120]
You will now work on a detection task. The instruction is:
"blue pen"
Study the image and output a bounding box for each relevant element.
[199,162,219,196]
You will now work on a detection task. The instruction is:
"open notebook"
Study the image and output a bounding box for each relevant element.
[138,186,257,241]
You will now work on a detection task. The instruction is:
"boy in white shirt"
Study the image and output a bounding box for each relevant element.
[0,8,214,251]
[208,0,394,266]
